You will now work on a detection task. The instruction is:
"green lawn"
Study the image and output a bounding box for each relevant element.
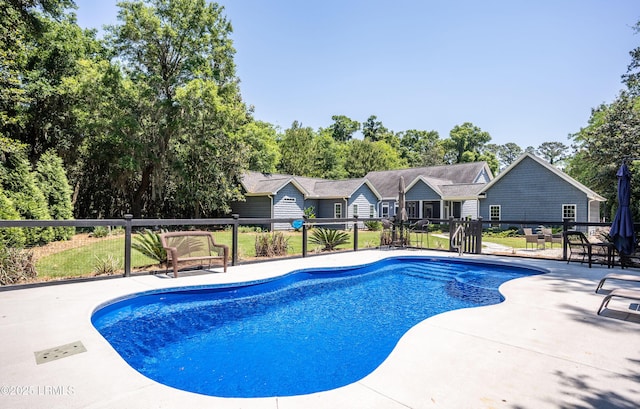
[34,229,453,280]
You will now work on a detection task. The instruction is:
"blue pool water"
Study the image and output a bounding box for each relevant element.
[91,256,543,398]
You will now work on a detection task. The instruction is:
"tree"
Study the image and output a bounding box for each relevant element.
[398,129,444,167]
[622,20,640,94]
[344,139,405,178]
[107,0,242,216]
[35,149,74,240]
[568,91,640,220]
[328,115,360,142]
[0,137,54,245]
[0,0,76,135]
[277,121,317,176]
[443,122,491,164]
[171,79,248,217]
[238,121,280,173]
[537,141,568,165]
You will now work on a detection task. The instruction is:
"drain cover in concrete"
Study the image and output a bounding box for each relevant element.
[34,341,86,365]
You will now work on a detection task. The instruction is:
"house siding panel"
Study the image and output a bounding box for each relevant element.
[230,196,271,218]
[273,183,304,229]
[406,180,440,201]
[462,200,478,219]
[479,157,591,223]
[348,185,378,228]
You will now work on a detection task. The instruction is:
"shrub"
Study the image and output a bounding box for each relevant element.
[309,228,350,251]
[131,229,167,265]
[93,254,120,275]
[364,220,382,231]
[255,232,289,257]
[0,137,54,245]
[91,226,109,238]
[0,190,25,247]
[0,246,37,285]
[35,150,75,241]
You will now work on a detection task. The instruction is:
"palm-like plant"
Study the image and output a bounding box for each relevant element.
[131,229,167,265]
[309,228,350,251]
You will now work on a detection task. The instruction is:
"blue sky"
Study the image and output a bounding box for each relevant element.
[73,0,638,148]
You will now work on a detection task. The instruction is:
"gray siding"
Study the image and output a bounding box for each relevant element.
[406,180,440,201]
[462,200,478,219]
[348,184,379,227]
[230,196,271,218]
[273,183,305,229]
[479,156,592,222]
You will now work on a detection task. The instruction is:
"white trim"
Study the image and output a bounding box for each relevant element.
[489,204,501,221]
[562,204,577,222]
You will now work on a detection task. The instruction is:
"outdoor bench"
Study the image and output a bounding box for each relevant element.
[159,231,228,278]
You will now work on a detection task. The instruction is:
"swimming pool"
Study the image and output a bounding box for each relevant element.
[92,256,543,398]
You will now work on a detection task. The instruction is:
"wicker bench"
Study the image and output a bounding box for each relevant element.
[159,231,228,278]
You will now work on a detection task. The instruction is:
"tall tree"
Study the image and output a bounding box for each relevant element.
[568,91,640,220]
[344,139,405,178]
[537,141,568,165]
[107,0,241,216]
[277,121,317,176]
[398,129,444,167]
[238,121,280,173]
[443,122,491,164]
[328,115,360,142]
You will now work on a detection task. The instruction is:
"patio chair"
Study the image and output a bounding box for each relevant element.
[523,228,545,249]
[541,228,562,248]
[565,231,614,268]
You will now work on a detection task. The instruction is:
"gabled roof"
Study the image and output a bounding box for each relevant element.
[240,171,313,196]
[479,153,606,201]
[365,162,493,199]
[240,172,382,200]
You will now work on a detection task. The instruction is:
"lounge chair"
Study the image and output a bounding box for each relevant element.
[595,272,640,293]
[597,288,640,315]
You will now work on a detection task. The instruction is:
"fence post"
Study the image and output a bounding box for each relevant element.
[448,217,455,252]
[232,214,239,266]
[124,214,132,277]
[476,217,483,254]
[302,216,308,257]
[562,218,570,261]
[353,216,359,252]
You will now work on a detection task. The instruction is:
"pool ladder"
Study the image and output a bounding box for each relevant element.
[450,224,465,257]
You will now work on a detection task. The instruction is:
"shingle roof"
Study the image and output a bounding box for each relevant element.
[364,162,491,199]
[240,172,379,199]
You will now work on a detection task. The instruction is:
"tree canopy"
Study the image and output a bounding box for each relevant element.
[3,0,625,224]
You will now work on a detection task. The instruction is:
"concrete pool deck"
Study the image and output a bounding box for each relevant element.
[1,249,639,409]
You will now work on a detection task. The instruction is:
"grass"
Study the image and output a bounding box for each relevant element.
[34,229,453,280]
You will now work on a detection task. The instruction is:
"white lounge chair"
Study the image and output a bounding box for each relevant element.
[595,272,640,293]
[597,288,640,315]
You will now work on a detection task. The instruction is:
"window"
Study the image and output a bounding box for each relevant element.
[282,196,296,203]
[382,203,389,218]
[490,205,501,221]
[563,204,576,222]
[369,205,375,218]
[334,203,343,218]
[353,204,358,216]
[406,201,418,219]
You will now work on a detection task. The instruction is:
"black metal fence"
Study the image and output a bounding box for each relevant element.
[1,216,637,285]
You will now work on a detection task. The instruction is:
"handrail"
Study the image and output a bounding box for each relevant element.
[451,224,465,256]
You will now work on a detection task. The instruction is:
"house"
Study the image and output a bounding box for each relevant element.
[477,153,605,226]
[231,172,381,229]
[364,162,492,221]
[231,153,605,230]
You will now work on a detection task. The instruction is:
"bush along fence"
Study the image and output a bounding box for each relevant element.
[0,215,633,286]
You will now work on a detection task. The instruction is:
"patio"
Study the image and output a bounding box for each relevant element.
[1,249,638,408]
